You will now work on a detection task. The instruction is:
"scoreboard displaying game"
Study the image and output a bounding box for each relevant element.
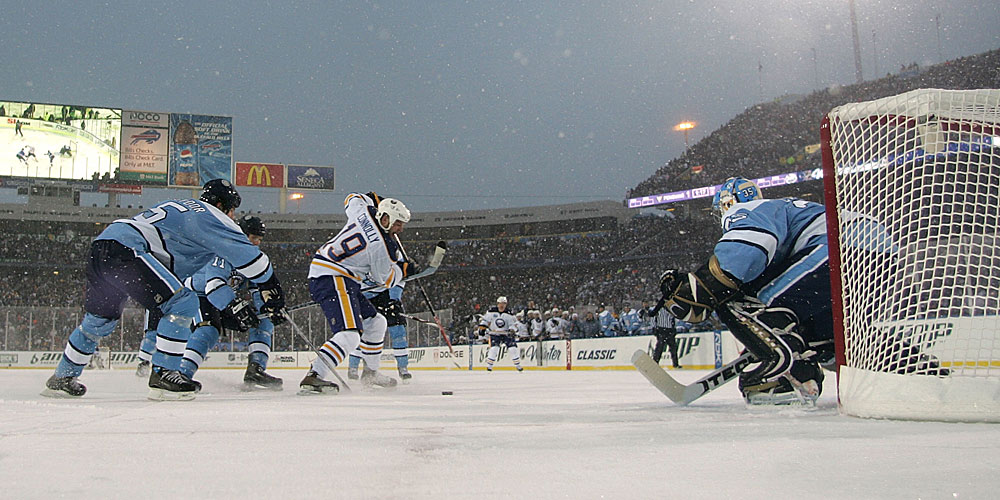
[1,100,121,183]
[1,99,235,189]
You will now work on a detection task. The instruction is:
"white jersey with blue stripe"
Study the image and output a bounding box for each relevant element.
[479,307,518,336]
[309,193,404,289]
[96,198,273,283]
[715,197,827,286]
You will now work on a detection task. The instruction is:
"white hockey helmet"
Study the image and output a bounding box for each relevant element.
[375,197,411,231]
[497,296,508,304]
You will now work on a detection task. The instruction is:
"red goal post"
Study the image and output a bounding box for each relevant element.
[821,88,1000,422]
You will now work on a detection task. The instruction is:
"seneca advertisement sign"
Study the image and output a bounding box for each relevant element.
[286,164,334,190]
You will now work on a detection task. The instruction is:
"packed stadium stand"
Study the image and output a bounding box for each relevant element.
[2,48,996,353]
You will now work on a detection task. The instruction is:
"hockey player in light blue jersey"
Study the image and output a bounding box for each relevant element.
[164,215,282,391]
[659,176,832,405]
[42,179,285,401]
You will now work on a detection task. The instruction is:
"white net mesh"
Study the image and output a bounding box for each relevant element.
[825,88,1000,421]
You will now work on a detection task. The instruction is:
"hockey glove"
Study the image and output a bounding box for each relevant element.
[221,298,260,332]
[258,274,285,316]
[364,191,381,205]
[663,256,741,323]
[267,308,288,327]
[401,260,420,279]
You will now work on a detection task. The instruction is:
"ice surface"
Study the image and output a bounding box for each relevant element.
[2,368,998,499]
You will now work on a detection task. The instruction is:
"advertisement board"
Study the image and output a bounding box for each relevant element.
[235,161,285,188]
[286,164,334,190]
[119,110,169,184]
[168,113,233,186]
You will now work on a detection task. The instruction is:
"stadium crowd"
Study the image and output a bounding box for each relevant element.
[2,48,997,351]
[629,48,1000,199]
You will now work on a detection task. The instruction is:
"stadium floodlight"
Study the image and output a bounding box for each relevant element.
[674,121,697,149]
[290,192,304,212]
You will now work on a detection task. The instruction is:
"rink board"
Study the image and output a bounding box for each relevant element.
[1,331,742,371]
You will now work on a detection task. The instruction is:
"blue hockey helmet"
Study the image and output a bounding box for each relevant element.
[713,177,761,222]
[200,179,241,212]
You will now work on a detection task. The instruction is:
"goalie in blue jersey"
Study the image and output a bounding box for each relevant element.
[658,177,834,405]
[41,179,285,401]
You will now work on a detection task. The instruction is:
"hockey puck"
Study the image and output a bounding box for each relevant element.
[441,391,453,396]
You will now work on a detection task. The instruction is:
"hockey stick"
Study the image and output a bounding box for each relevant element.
[632,349,754,406]
[393,237,462,369]
[400,313,441,326]
[270,242,450,317]
[280,309,351,392]
[359,241,447,293]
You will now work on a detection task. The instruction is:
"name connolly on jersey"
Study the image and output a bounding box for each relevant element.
[358,212,380,243]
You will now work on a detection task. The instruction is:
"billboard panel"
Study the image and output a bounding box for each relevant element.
[120,110,169,184]
[286,164,335,190]
[235,162,285,188]
[1,100,121,182]
[168,113,232,187]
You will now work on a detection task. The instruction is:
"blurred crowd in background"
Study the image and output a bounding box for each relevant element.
[2,48,997,352]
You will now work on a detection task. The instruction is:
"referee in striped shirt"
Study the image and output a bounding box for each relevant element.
[646,300,681,368]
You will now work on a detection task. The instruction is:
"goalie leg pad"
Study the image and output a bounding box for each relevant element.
[722,304,798,383]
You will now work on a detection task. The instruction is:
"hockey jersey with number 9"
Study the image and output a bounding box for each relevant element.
[309,193,404,288]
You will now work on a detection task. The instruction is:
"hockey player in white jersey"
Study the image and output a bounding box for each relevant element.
[298,193,415,394]
[478,296,523,371]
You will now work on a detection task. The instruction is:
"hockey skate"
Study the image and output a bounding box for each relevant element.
[361,367,397,389]
[347,365,359,380]
[135,360,151,378]
[243,362,283,391]
[398,366,412,383]
[147,367,198,401]
[41,375,86,398]
[298,370,339,395]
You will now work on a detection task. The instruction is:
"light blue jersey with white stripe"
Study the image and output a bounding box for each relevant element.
[715,197,827,292]
[96,198,273,283]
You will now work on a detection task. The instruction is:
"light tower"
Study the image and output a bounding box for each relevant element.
[674,121,697,150]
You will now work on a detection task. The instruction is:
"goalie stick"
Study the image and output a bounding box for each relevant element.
[632,349,754,406]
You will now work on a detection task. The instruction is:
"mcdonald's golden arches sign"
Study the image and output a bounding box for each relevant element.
[235,162,285,188]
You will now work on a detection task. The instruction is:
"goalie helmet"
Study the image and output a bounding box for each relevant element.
[713,176,761,223]
[237,215,266,237]
[375,197,411,231]
[497,296,508,304]
[200,179,241,212]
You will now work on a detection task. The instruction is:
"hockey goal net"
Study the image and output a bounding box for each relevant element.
[821,88,1000,421]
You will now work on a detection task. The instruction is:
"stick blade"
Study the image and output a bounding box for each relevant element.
[631,349,697,406]
[428,241,447,268]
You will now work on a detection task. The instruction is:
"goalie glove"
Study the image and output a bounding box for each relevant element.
[662,256,741,323]
[221,298,260,332]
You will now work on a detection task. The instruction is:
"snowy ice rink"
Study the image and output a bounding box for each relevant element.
[2,367,998,499]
